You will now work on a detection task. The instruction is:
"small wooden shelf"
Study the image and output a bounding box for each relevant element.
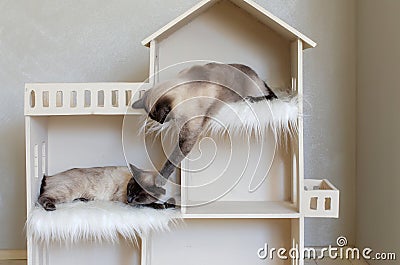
[25,83,149,116]
[182,201,299,219]
[303,179,340,218]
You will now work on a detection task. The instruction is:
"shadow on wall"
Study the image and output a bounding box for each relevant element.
[0,120,27,248]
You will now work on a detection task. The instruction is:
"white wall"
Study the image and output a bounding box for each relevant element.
[356,0,400,263]
[0,0,356,249]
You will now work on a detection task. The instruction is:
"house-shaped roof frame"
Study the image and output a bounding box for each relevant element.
[142,0,317,49]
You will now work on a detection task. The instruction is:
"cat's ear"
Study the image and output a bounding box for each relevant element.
[129,163,142,176]
[132,93,147,109]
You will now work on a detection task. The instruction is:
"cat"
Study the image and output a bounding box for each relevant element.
[38,164,171,211]
[129,63,277,202]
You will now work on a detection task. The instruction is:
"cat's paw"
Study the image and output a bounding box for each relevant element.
[39,196,57,211]
[44,202,56,211]
[164,198,176,209]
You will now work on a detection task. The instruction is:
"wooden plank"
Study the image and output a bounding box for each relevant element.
[316,258,353,265]
[0,260,27,265]
[291,39,304,212]
[25,118,33,215]
[182,201,300,219]
[350,259,370,265]
[24,83,150,116]
[304,260,317,265]
[295,40,304,214]
[291,218,300,265]
[299,217,305,265]
[25,118,32,265]
[0,250,27,260]
[290,41,299,210]
[141,236,150,265]
[141,0,316,49]
[180,159,188,214]
[149,40,158,86]
[291,146,298,206]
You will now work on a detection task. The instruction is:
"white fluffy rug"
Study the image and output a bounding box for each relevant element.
[26,201,181,244]
[142,95,298,141]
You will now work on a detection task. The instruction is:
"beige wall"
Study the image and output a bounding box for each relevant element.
[356,0,400,263]
[0,0,356,249]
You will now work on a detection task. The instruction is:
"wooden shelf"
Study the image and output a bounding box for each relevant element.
[25,83,149,116]
[182,201,299,219]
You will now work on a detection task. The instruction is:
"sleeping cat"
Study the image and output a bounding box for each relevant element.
[38,164,173,211]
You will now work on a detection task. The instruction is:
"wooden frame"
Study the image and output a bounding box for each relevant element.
[141,0,316,49]
[0,250,27,260]
[23,1,339,265]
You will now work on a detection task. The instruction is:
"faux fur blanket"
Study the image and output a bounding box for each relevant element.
[142,95,299,140]
[26,201,181,244]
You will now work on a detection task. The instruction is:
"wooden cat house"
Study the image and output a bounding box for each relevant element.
[25,1,339,265]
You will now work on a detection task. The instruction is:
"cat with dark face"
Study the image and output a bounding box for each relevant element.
[130,63,277,196]
[126,164,167,205]
[38,165,170,211]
